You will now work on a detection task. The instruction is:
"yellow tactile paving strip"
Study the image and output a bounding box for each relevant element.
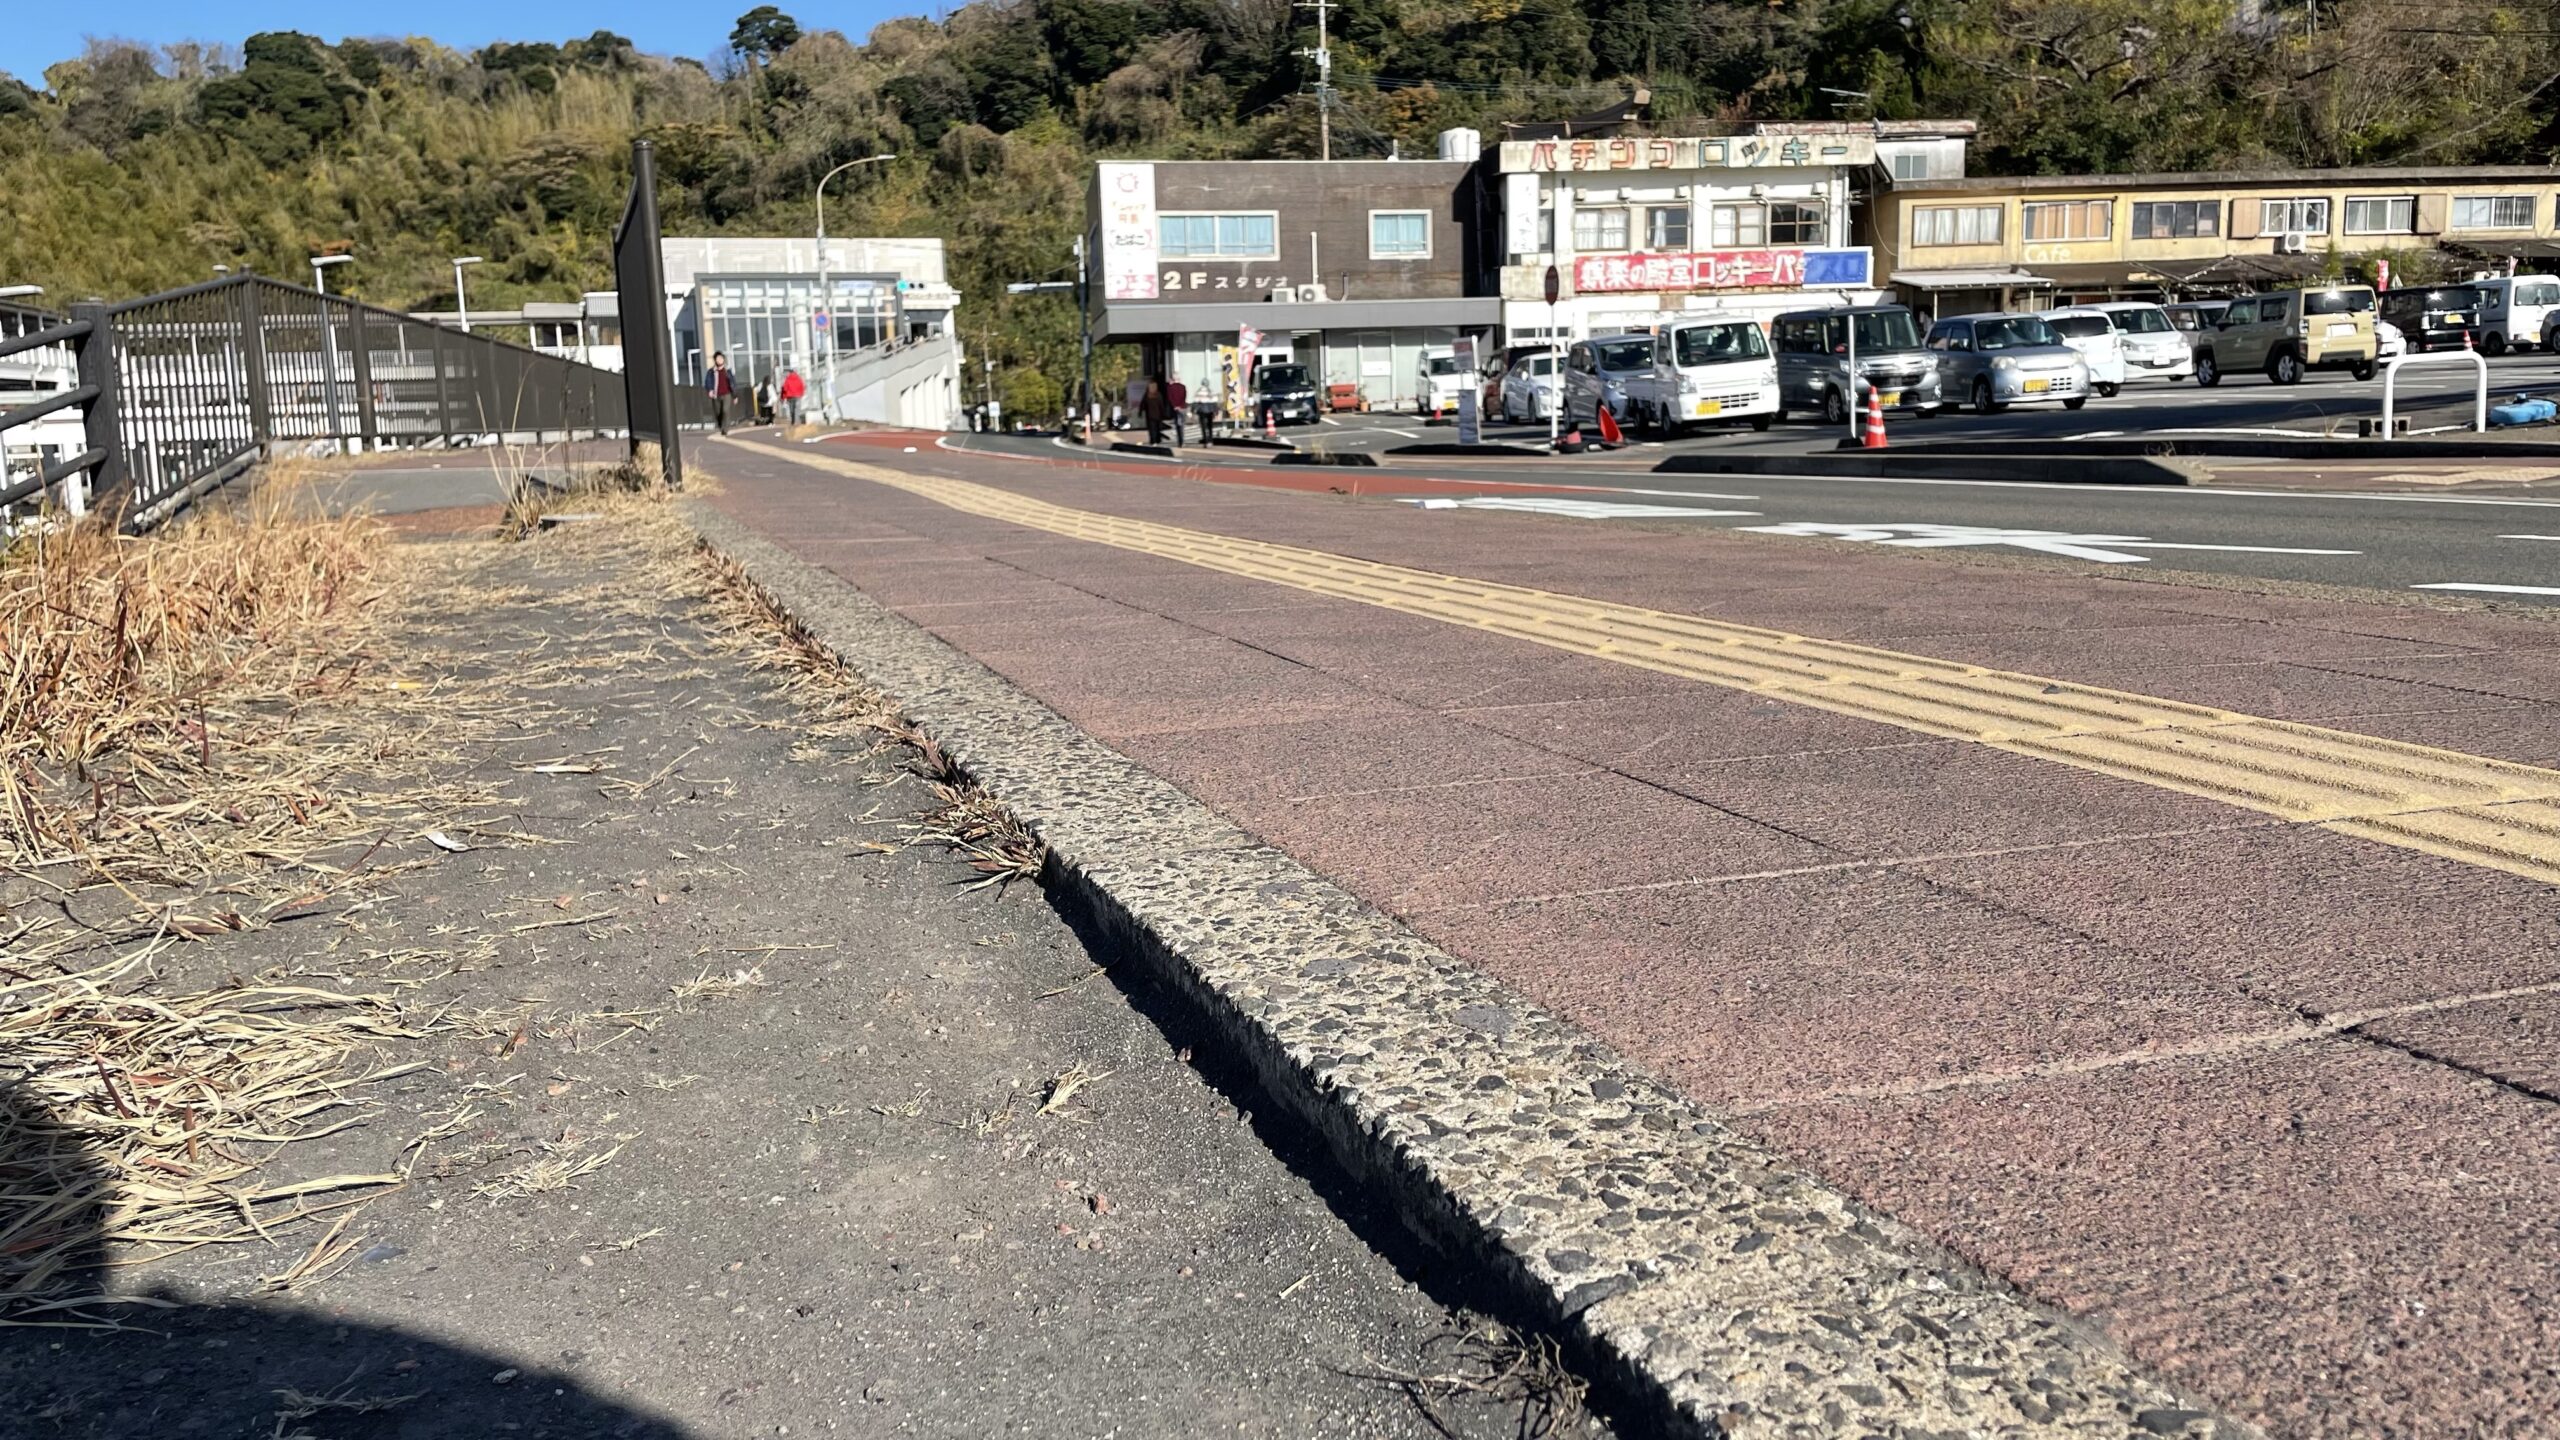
[769,445,2560,887]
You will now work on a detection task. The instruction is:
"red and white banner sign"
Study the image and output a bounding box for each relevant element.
[1574,249,1804,293]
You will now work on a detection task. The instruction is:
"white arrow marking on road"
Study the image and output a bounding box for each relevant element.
[1737,521,2360,565]
[1403,497,1759,521]
[2412,582,2560,596]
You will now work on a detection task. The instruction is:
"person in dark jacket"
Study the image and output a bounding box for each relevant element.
[1139,376,1172,445]
[707,352,735,434]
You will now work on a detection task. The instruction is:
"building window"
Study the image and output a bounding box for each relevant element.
[2342,196,2415,235]
[1369,210,1430,258]
[1770,201,1826,245]
[1912,205,2002,246]
[1646,205,1690,249]
[2259,198,2330,235]
[2130,200,2220,239]
[2454,194,2535,230]
[1572,207,1630,252]
[2021,200,2111,242]
[1890,151,1930,182]
[1159,212,1278,259]
[1710,204,1766,247]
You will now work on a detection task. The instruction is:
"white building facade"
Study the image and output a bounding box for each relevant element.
[1496,126,1888,343]
[658,236,963,429]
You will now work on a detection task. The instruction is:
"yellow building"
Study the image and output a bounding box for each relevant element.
[1870,166,2560,317]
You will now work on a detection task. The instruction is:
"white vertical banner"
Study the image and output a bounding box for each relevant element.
[1504,173,1542,257]
[1098,163,1159,301]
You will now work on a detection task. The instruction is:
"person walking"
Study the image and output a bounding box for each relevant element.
[706,352,735,434]
[1123,374,1147,432]
[753,375,774,427]
[1166,376,1189,445]
[1139,376,1172,446]
[779,367,806,426]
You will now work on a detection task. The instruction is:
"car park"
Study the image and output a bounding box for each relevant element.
[1770,305,1943,424]
[1251,362,1323,426]
[1561,332,1657,427]
[1498,352,1561,421]
[2037,307,2129,397]
[1622,313,1780,437]
[2194,285,2378,386]
[2091,301,2195,383]
[2378,285,2484,354]
[1924,313,2090,413]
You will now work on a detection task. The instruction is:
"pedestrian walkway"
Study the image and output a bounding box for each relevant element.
[701,432,2560,1439]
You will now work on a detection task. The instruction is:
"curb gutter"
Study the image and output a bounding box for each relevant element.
[682,495,2250,1440]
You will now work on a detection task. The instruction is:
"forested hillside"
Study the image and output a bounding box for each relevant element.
[4,1,2555,408]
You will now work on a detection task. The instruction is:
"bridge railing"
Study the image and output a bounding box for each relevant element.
[1,274,712,532]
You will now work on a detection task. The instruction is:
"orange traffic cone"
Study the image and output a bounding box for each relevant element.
[1863,387,1887,449]
[1558,422,1586,454]
[1263,407,1278,442]
[1596,405,1624,448]
[2465,329,2476,351]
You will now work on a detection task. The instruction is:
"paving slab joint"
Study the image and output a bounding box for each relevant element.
[678,493,2258,1440]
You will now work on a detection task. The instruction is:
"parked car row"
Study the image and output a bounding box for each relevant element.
[1461,273,2560,439]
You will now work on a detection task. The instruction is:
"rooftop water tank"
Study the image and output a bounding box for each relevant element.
[1437,127,1482,162]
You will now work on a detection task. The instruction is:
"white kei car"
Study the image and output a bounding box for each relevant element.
[1498,352,1561,421]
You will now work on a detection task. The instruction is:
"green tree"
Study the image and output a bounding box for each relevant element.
[730,7,804,65]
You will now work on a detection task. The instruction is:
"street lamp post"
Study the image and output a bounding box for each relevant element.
[452,256,485,333]
[311,253,354,453]
[812,152,896,422]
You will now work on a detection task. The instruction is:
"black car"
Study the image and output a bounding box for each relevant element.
[2378,286,2483,353]
[1252,362,1321,426]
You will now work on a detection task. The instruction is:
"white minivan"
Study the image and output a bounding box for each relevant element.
[2475,273,2560,355]
[1622,313,1780,436]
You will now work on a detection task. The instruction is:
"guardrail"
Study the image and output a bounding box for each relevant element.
[2378,349,2489,439]
[0,274,716,532]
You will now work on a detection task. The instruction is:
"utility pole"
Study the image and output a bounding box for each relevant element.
[1295,0,1334,161]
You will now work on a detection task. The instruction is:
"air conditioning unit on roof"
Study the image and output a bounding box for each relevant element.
[2278,232,2308,255]
[1269,287,1295,303]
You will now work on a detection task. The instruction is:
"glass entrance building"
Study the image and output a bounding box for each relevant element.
[679,274,902,391]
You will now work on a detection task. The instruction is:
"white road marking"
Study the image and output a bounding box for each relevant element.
[2412,582,2560,596]
[1412,476,1760,501]
[1406,497,1760,521]
[1738,521,2358,565]
[1379,427,1421,439]
[2499,533,2560,541]
[1539,468,2560,509]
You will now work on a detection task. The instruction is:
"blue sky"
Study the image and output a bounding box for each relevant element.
[3,1,913,85]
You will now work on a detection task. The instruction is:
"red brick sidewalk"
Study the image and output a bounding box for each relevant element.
[702,434,2560,1437]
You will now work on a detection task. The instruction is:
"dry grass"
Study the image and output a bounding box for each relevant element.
[0,953,428,1318]
[1,466,386,878]
[691,548,1047,891]
[1361,1320,1591,1439]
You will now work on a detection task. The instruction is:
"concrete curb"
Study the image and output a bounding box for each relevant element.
[681,489,2250,1440]
[1108,441,1178,458]
[1655,452,2198,486]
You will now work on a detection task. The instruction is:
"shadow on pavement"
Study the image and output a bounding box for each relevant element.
[0,1081,694,1440]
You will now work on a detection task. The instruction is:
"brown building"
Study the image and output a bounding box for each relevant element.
[1086,146,1501,412]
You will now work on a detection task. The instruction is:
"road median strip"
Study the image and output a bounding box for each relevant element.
[690,440,2250,1438]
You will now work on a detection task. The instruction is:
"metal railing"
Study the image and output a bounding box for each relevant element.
[2378,349,2490,438]
[1,274,716,532]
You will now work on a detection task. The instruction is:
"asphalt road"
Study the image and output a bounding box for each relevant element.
[1006,405,2560,607]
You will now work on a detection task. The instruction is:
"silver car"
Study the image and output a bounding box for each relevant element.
[1499,351,1561,421]
[1925,313,2090,414]
[1562,333,1656,427]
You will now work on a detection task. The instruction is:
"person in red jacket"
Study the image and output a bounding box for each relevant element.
[779,367,807,426]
